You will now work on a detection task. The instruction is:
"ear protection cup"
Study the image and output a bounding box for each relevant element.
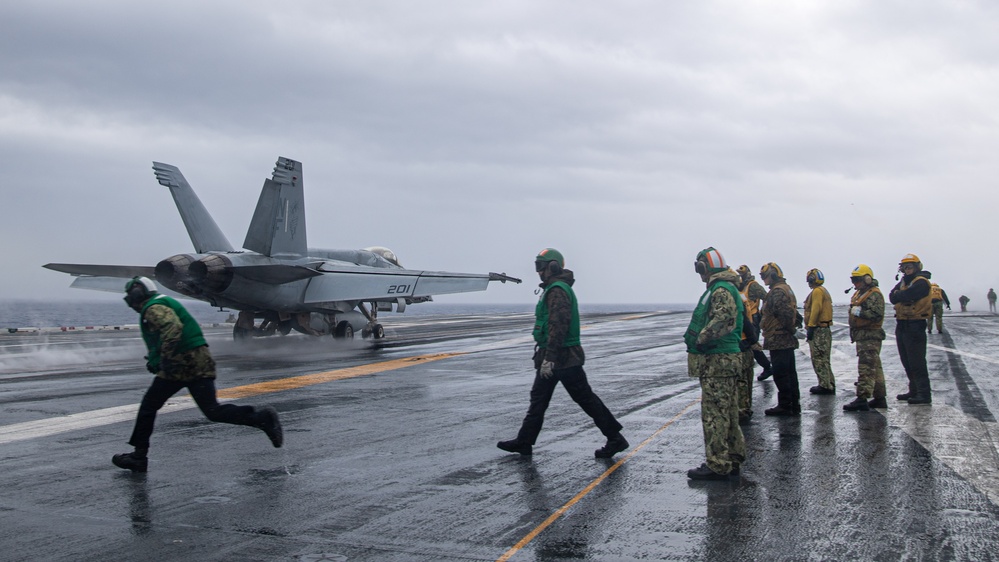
[547,260,562,276]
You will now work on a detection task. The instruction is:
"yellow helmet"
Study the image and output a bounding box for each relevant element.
[851,264,874,284]
[736,264,752,281]
[760,262,783,281]
[899,253,922,271]
[806,268,825,285]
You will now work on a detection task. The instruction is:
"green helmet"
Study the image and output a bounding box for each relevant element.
[124,276,157,309]
[694,247,727,275]
[535,248,565,272]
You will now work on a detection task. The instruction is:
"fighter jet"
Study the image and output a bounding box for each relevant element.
[45,157,521,341]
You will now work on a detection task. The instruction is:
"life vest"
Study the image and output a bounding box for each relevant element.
[140,294,208,371]
[804,286,833,327]
[894,276,932,320]
[739,280,761,318]
[849,286,884,330]
[930,284,943,303]
[685,279,744,355]
[533,281,581,348]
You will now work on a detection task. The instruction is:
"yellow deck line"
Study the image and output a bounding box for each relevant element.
[496,399,701,562]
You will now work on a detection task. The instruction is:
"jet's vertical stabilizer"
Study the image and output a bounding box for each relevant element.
[243,157,307,257]
[152,162,235,253]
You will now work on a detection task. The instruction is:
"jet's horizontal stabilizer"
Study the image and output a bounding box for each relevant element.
[152,162,234,254]
[231,264,323,284]
[44,263,156,279]
[489,272,522,284]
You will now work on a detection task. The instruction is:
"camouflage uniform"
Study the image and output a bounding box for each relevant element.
[143,304,217,382]
[761,279,801,413]
[737,349,755,415]
[687,269,746,475]
[128,301,268,451]
[849,286,886,401]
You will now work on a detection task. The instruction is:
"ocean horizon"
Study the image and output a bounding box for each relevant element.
[0,299,690,330]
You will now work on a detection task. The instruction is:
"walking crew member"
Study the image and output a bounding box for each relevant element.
[804,268,835,395]
[760,263,801,416]
[843,265,887,412]
[928,283,950,333]
[685,248,746,480]
[889,254,933,405]
[497,249,629,458]
[736,265,773,381]
[112,277,283,473]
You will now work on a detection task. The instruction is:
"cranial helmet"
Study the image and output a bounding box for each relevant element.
[535,248,565,275]
[806,268,825,285]
[760,262,783,281]
[694,247,727,275]
[124,276,157,309]
[851,264,874,280]
[899,253,922,272]
[736,264,752,281]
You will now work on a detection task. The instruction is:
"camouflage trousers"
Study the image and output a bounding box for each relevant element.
[699,375,746,475]
[929,302,945,332]
[808,326,835,390]
[855,339,886,400]
[736,350,754,415]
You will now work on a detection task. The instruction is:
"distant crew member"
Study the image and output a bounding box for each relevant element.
[737,288,760,426]
[684,248,746,480]
[843,265,887,412]
[497,249,629,458]
[928,283,951,333]
[959,295,970,312]
[804,268,835,395]
[989,289,997,313]
[111,277,283,473]
[888,254,933,405]
[736,265,773,381]
[759,263,801,416]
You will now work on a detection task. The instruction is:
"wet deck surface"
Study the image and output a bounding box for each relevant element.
[2,309,999,561]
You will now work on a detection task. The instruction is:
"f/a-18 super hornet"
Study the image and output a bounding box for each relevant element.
[45,157,520,341]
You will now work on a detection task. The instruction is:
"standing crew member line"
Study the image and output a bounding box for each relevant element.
[804,268,835,395]
[112,277,283,473]
[497,249,629,459]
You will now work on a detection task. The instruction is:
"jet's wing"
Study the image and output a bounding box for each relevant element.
[43,263,157,278]
[303,265,520,303]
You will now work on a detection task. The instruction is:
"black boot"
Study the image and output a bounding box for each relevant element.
[595,434,629,458]
[687,463,729,480]
[757,370,772,381]
[112,450,148,473]
[843,397,870,412]
[907,395,932,405]
[256,406,283,448]
[497,439,532,456]
[868,397,888,409]
[896,391,914,401]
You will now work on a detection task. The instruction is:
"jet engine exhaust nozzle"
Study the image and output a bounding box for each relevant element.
[155,254,199,296]
[190,254,234,293]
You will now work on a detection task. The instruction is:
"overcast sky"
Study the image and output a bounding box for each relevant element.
[2,1,998,308]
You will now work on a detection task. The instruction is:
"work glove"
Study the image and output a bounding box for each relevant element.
[806,327,815,341]
[539,360,555,379]
[695,341,712,353]
[852,307,862,317]
[946,305,951,310]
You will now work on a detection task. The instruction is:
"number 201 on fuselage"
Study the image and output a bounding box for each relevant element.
[386,284,411,295]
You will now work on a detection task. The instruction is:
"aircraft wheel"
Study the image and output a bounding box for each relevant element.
[372,323,385,339]
[278,321,292,336]
[233,325,252,341]
[333,321,354,340]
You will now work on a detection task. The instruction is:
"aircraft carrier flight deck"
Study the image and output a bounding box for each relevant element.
[2,308,999,561]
